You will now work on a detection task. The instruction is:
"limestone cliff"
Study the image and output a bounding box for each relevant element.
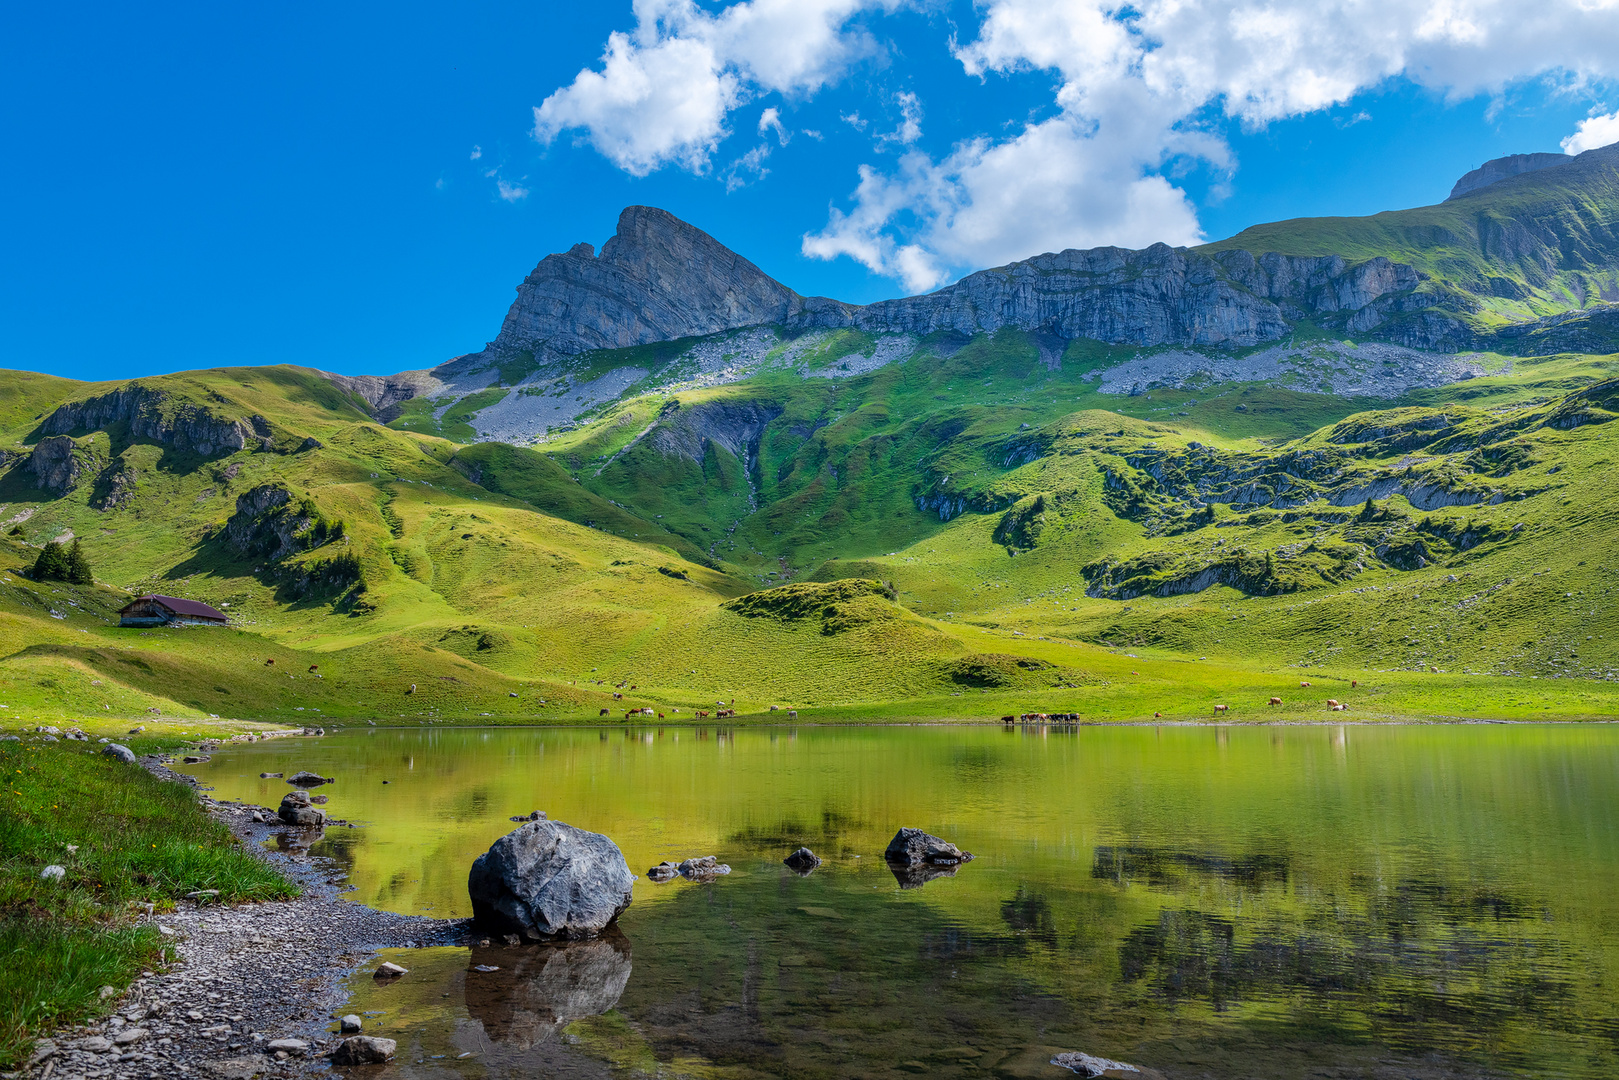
[486,206,799,361]
[41,386,267,456]
[1448,153,1569,201]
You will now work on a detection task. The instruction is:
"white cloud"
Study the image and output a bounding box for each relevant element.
[758,107,789,145]
[807,0,1619,288]
[877,90,922,146]
[534,0,889,176]
[1563,109,1619,154]
[496,179,530,202]
[724,145,774,191]
[470,145,483,160]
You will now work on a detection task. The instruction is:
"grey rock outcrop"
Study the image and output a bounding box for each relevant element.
[467,819,634,940]
[29,435,91,493]
[102,744,137,765]
[1448,153,1570,201]
[795,244,1420,348]
[645,400,783,469]
[487,206,799,361]
[223,486,312,562]
[41,386,265,457]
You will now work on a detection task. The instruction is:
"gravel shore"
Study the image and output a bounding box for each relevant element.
[17,756,472,1080]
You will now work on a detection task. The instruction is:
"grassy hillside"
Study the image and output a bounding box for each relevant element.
[1202,144,1619,330]
[0,327,1615,730]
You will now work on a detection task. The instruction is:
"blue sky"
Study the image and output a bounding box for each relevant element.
[3,0,1617,383]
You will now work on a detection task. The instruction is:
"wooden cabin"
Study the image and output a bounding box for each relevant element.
[118,594,228,628]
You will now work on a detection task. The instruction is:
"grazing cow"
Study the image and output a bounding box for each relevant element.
[697,711,709,718]
[599,708,610,717]
[612,692,622,700]
[658,712,665,719]
[1331,704,1347,712]
[1300,681,1311,688]
[787,710,797,719]
[407,683,416,695]
[1351,679,1358,688]
[1269,697,1282,705]
[308,664,319,672]
[1327,699,1340,708]
[265,659,275,666]
[1213,704,1229,713]
[1154,712,1162,718]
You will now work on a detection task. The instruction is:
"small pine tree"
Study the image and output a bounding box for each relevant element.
[1265,549,1276,576]
[32,541,69,581]
[1359,496,1375,521]
[66,538,93,585]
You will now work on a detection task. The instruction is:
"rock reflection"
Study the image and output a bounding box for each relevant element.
[464,930,633,1051]
[888,861,960,890]
[274,828,324,854]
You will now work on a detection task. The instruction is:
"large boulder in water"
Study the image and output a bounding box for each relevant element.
[884,827,972,867]
[468,820,634,940]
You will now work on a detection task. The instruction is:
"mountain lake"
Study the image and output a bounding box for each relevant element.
[178,723,1619,1079]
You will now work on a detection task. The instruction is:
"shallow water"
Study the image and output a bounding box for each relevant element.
[182,724,1619,1079]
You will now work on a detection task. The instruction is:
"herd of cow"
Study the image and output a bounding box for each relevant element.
[1009,680,1362,722]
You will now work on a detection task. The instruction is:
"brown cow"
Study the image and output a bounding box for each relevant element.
[1331,703,1347,712]
[1300,681,1311,688]
[1327,699,1341,708]
[265,659,275,666]
[1213,704,1230,713]
[1351,679,1358,688]
[1269,697,1282,705]
[1153,711,1162,719]
[308,664,319,672]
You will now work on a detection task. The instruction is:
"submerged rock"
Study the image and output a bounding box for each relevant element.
[884,828,973,867]
[1051,1051,1165,1078]
[784,847,821,873]
[287,771,331,787]
[647,862,680,882]
[463,931,632,1050]
[648,856,731,883]
[468,819,634,939]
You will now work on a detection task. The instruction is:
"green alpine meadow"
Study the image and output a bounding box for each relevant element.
[0,146,1617,730]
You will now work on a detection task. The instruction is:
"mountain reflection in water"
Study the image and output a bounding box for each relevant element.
[187,723,1619,1079]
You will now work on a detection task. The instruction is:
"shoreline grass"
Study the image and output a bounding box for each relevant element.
[0,739,296,1069]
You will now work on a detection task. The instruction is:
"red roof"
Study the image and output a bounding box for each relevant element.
[121,595,228,621]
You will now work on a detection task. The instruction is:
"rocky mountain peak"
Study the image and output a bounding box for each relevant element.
[487,205,799,361]
[1447,152,1570,201]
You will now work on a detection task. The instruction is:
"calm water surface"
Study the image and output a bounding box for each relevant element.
[182,724,1619,1079]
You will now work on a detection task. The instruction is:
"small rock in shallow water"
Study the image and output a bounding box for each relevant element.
[259,772,282,779]
[278,790,325,827]
[509,811,546,822]
[677,856,730,881]
[374,961,409,978]
[884,828,972,867]
[339,1015,363,1033]
[332,1036,397,1065]
[784,847,821,873]
[287,771,332,787]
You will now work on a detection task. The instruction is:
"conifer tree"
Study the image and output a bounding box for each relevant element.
[66,538,93,585]
[32,541,68,581]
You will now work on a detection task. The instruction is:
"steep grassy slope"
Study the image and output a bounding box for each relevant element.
[1203,143,1619,331]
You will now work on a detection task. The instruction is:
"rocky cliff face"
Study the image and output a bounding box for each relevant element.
[480,208,1427,359]
[29,435,91,493]
[42,386,266,456]
[793,245,1421,348]
[224,485,311,561]
[487,206,799,361]
[1448,153,1570,201]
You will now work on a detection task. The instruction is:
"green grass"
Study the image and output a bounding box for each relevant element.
[0,738,296,1067]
